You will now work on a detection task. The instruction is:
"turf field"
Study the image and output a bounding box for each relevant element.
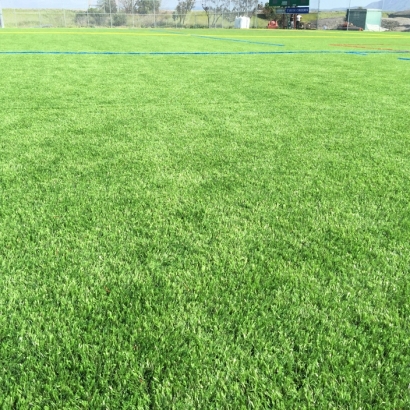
[0,28,409,408]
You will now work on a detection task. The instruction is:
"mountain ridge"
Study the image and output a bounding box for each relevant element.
[366,0,410,11]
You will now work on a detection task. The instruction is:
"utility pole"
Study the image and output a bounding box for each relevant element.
[347,0,352,31]
[0,0,4,28]
[132,0,135,28]
[316,0,320,30]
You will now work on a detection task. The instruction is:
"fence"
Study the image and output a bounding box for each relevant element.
[312,10,410,32]
[1,10,263,29]
[1,8,410,31]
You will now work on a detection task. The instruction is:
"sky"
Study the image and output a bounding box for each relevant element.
[0,0,385,10]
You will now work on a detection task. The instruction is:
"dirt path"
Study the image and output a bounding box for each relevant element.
[382,17,410,31]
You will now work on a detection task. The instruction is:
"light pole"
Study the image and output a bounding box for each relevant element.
[153,0,156,28]
[347,0,352,31]
[132,0,135,28]
[229,0,231,28]
[316,0,320,30]
[0,0,4,28]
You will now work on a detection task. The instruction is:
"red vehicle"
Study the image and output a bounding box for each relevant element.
[267,20,279,29]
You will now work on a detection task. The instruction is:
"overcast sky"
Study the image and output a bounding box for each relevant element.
[0,0,380,10]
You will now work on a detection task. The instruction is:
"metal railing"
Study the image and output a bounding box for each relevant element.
[0,10,265,29]
[1,7,409,32]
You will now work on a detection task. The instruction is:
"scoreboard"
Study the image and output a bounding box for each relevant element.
[268,0,309,6]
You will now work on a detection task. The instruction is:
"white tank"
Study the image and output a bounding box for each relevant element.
[234,16,250,29]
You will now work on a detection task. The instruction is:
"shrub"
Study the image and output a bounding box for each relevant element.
[112,13,127,26]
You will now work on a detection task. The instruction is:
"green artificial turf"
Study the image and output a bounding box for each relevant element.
[0,29,410,408]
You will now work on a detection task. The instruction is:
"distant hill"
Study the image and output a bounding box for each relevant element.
[389,10,410,17]
[366,0,410,11]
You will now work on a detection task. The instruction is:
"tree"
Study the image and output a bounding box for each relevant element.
[118,0,138,13]
[202,0,230,28]
[135,0,161,14]
[112,13,127,25]
[97,0,118,13]
[261,2,277,20]
[75,7,109,26]
[87,7,109,25]
[232,0,259,15]
[174,0,196,25]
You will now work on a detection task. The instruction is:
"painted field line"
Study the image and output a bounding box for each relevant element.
[0,51,294,55]
[157,32,404,39]
[195,33,409,38]
[154,30,393,47]
[0,31,180,36]
[398,57,410,60]
[197,35,368,38]
[0,31,407,39]
[331,43,410,52]
[0,50,408,56]
[191,34,284,47]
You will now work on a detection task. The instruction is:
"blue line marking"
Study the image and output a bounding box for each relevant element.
[0,50,408,56]
[193,35,284,47]
[1,51,286,55]
[148,29,285,46]
[398,57,410,60]
[346,51,368,56]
